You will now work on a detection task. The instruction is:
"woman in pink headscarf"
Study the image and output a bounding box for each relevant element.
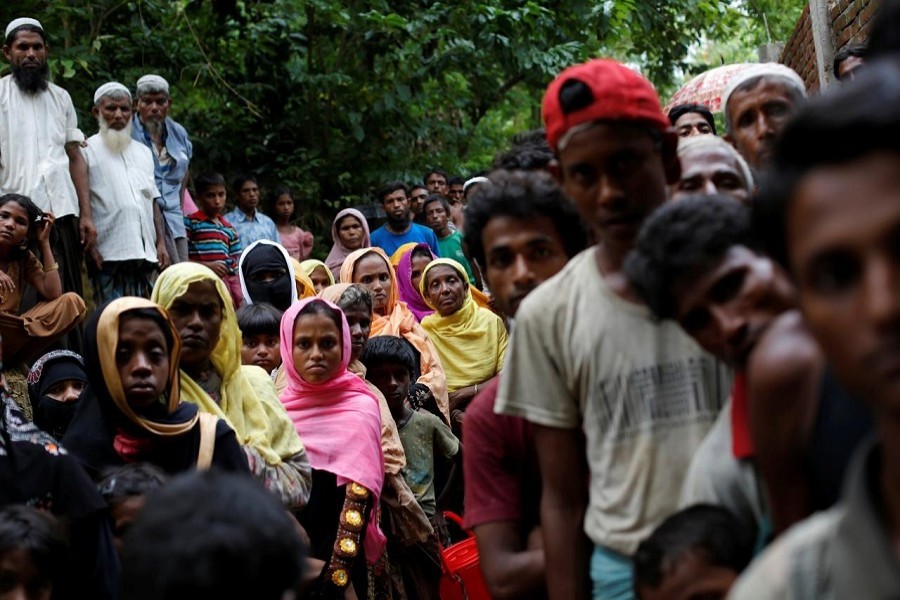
[325,208,371,281]
[393,243,436,322]
[279,297,385,597]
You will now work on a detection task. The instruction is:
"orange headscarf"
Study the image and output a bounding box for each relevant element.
[340,247,449,417]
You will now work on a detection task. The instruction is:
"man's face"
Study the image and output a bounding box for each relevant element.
[198,185,227,218]
[557,122,673,244]
[425,173,448,195]
[409,187,428,216]
[136,92,170,126]
[675,246,796,367]
[838,56,864,81]
[673,112,713,138]
[725,78,798,169]
[424,201,449,233]
[236,180,260,213]
[94,95,133,131]
[3,30,47,70]
[448,183,465,203]
[482,215,569,317]
[382,189,410,225]
[787,152,900,414]
[672,146,750,204]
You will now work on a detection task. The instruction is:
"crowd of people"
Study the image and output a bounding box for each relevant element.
[1,3,900,599]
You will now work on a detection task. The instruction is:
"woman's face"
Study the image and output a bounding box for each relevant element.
[292,311,343,383]
[0,201,32,248]
[167,281,224,370]
[337,216,364,250]
[425,265,467,317]
[275,194,294,220]
[44,379,85,404]
[352,253,392,316]
[309,266,331,294]
[116,316,169,410]
[410,253,433,296]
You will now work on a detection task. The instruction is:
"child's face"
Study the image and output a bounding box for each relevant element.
[0,201,32,248]
[637,551,738,600]
[309,266,331,295]
[198,184,227,218]
[110,495,145,556]
[116,316,170,411]
[367,362,411,414]
[241,333,281,374]
[275,194,294,220]
[292,312,342,383]
[44,379,85,404]
[0,547,52,600]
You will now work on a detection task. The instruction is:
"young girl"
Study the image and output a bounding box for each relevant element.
[0,193,85,364]
[0,505,67,600]
[269,187,314,261]
[280,298,385,597]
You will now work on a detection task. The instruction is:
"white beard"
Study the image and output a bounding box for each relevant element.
[98,117,133,154]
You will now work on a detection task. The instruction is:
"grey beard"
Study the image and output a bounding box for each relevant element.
[143,117,165,137]
[11,63,50,94]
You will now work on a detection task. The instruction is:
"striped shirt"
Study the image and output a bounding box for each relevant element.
[184,211,243,274]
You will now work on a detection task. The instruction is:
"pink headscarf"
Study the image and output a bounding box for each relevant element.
[325,209,371,281]
[279,297,386,562]
[395,243,435,322]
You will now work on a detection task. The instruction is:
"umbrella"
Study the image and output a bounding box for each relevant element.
[664,63,756,114]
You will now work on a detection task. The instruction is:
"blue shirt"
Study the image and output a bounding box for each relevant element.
[370,222,441,258]
[131,115,192,239]
[223,208,280,248]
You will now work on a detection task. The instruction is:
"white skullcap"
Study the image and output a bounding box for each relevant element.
[676,134,755,192]
[463,176,490,193]
[136,74,170,95]
[93,81,131,104]
[5,18,43,39]
[722,63,807,127]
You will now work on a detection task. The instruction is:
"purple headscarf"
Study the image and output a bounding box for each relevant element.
[395,243,435,322]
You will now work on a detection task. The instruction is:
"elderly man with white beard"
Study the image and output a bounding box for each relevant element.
[82,82,169,304]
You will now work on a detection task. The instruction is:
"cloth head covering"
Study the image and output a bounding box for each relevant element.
[136,74,170,96]
[93,82,131,105]
[340,247,449,416]
[300,259,335,288]
[27,350,86,440]
[288,258,316,299]
[722,63,807,127]
[463,176,490,194]
[325,209,371,279]
[5,18,42,39]
[394,243,435,322]
[676,134,755,193]
[390,243,418,267]
[151,263,305,466]
[279,298,386,562]
[238,240,296,311]
[419,259,509,392]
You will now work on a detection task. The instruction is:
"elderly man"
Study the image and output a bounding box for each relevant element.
[722,63,807,172]
[131,74,192,263]
[670,134,755,204]
[0,18,96,338]
[83,82,169,303]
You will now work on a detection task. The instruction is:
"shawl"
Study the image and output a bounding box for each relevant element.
[325,208,371,280]
[238,240,297,311]
[394,243,436,322]
[289,258,317,299]
[339,247,449,417]
[300,259,336,287]
[420,259,509,392]
[279,298,386,562]
[390,242,418,267]
[151,263,306,466]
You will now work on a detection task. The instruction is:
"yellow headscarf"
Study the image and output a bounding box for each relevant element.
[419,258,508,392]
[288,258,317,299]
[151,263,305,465]
[340,247,449,417]
[300,259,336,288]
[390,242,418,267]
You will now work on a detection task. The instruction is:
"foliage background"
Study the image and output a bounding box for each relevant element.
[2,0,804,238]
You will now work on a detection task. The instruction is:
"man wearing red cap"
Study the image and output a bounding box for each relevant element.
[495,59,730,599]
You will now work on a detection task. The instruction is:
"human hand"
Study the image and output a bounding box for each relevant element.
[0,270,16,297]
[80,217,97,252]
[157,244,170,270]
[35,212,55,244]
[209,261,228,278]
[89,247,104,272]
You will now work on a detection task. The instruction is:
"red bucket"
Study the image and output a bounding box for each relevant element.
[439,512,491,600]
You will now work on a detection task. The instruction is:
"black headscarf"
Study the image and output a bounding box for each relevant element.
[238,240,296,312]
[27,350,87,440]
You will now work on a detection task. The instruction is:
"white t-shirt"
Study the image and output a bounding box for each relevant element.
[496,248,730,555]
[0,76,84,216]
[82,135,160,263]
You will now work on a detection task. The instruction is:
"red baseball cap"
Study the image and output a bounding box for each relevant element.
[542,59,670,152]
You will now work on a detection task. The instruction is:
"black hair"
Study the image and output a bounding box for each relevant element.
[463,170,589,270]
[624,194,757,320]
[266,186,295,220]
[833,42,867,79]
[121,307,175,354]
[231,174,257,193]
[376,181,408,204]
[421,194,451,216]
[4,24,46,47]
[411,245,433,262]
[423,168,449,185]
[297,299,342,332]
[0,505,67,590]
[361,335,417,378]
[633,504,753,592]
[98,463,169,503]
[492,128,554,171]
[194,172,227,197]
[866,0,900,59]
[0,193,42,260]
[120,470,307,600]
[754,58,900,270]
[335,284,373,314]
[409,184,428,194]
[667,103,717,135]
[448,176,465,187]
[236,303,283,338]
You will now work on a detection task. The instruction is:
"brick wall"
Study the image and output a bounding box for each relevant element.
[781,0,879,92]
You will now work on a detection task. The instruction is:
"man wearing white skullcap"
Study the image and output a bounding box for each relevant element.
[131,73,194,264]
[671,134,755,205]
[1,17,97,351]
[83,82,170,304]
[721,63,807,171]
